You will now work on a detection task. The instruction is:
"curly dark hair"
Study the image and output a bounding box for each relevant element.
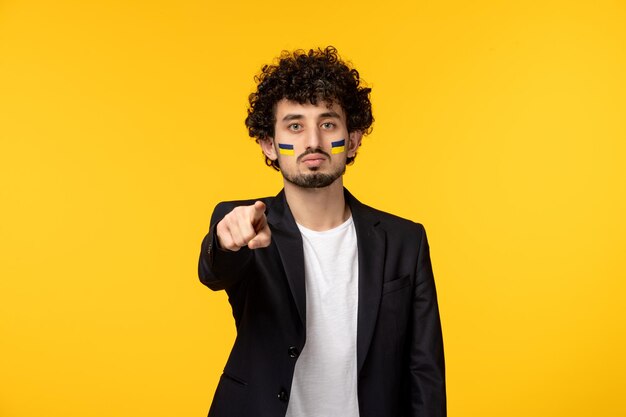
[245,46,374,170]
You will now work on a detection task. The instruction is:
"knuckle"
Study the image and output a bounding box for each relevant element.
[221,238,235,250]
[223,214,235,228]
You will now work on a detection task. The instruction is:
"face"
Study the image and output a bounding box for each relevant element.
[260,99,362,189]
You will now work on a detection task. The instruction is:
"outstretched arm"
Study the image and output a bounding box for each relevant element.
[198,201,271,291]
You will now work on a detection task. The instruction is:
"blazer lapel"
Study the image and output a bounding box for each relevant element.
[266,190,306,327]
[345,189,386,373]
[265,187,386,371]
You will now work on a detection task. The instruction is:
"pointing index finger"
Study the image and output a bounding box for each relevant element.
[252,201,266,218]
[250,201,267,226]
[253,200,266,213]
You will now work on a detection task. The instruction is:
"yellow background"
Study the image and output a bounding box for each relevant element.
[1,0,625,415]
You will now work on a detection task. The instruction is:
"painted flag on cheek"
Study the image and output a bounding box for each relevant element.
[278,143,295,155]
[331,139,345,154]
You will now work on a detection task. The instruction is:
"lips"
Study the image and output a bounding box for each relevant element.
[300,154,326,163]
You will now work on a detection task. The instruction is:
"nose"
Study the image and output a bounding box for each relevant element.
[303,126,322,150]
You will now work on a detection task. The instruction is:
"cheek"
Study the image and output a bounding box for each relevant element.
[277,148,296,158]
[276,152,296,168]
[274,141,295,157]
[330,138,347,155]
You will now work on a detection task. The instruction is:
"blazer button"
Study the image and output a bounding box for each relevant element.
[288,346,300,358]
[277,390,289,402]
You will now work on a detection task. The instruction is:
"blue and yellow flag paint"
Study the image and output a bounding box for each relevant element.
[331,139,345,154]
[278,143,294,155]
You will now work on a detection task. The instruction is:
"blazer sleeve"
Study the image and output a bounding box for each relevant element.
[198,202,254,291]
[409,224,447,416]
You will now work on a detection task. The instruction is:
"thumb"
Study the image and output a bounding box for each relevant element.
[248,223,271,249]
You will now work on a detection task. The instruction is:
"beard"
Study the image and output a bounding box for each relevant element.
[277,146,347,188]
[281,165,346,188]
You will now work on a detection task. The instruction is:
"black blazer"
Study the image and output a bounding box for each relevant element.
[198,189,446,417]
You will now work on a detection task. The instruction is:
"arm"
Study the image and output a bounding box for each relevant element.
[198,201,270,291]
[409,224,447,416]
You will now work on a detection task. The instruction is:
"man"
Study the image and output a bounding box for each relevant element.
[198,46,446,417]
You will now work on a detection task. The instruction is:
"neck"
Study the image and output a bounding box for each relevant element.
[283,178,350,231]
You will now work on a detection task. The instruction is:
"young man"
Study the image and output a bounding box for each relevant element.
[198,46,446,417]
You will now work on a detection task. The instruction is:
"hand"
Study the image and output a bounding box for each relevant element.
[215,201,271,251]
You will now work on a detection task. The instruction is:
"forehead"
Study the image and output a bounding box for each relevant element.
[274,99,346,121]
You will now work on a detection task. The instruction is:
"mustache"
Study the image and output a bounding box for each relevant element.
[296,148,331,162]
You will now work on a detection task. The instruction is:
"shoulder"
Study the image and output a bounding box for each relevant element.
[347,188,427,246]
[359,202,426,236]
[353,202,430,263]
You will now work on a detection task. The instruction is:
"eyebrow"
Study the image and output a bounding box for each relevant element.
[280,111,342,122]
[281,114,303,122]
[319,111,342,119]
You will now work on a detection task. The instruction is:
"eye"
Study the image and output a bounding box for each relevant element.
[288,123,302,131]
[321,122,335,129]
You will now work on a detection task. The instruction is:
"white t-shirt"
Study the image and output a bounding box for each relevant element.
[286,216,360,417]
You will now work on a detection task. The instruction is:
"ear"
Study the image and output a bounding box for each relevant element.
[260,137,278,161]
[347,131,363,158]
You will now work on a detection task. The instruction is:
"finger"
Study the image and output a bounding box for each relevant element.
[248,224,271,249]
[220,209,255,249]
[251,201,266,224]
[252,209,268,233]
[216,220,240,251]
[233,208,257,245]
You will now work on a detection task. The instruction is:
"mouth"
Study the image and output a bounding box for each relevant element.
[301,154,327,163]
[300,153,327,169]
